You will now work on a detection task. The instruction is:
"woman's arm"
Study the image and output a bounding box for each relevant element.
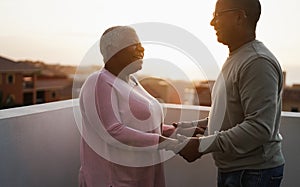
[95,76,159,148]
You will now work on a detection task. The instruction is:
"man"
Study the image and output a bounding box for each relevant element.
[178,0,285,186]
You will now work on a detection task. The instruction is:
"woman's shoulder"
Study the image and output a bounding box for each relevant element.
[81,69,115,90]
[95,68,116,85]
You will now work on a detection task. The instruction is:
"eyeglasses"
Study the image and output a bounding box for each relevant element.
[212,8,246,20]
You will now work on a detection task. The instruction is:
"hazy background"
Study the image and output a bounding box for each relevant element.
[1,0,299,85]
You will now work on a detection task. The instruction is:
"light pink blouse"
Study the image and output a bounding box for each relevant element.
[79,68,174,187]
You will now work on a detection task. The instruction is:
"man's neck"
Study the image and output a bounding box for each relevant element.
[228,36,255,53]
[228,30,256,52]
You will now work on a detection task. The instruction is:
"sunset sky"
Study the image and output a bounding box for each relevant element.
[1,0,300,84]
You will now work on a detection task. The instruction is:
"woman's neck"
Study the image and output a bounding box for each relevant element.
[104,65,129,82]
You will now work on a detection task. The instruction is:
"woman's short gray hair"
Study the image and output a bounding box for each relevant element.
[100,26,140,63]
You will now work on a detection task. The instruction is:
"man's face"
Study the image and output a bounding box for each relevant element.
[210,0,239,45]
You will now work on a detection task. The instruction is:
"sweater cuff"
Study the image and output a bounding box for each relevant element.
[198,133,221,154]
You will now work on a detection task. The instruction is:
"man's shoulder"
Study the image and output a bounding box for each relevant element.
[236,40,280,69]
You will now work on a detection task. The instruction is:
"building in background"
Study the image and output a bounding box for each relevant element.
[281,71,300,112]
[0,56,102,109]
[0,56,40,108]
[0,56,76,109]
[1,55,300,112]
[21,60,76,104]
[194,80,215,106]
[139,76,198,105]
[139,77,181,104]
[282,84,300,112]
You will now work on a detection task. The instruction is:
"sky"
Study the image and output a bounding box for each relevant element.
[1,0,300,85]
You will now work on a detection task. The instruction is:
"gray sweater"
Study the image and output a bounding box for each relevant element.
[199,40,285,172]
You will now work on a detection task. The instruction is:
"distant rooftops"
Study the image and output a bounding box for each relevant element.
[0,56,40,73]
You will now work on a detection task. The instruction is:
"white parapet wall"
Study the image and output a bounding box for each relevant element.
[0,100,81,187]
[0,100,299,187]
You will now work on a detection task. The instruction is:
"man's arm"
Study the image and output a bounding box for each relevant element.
[199,58,282,154]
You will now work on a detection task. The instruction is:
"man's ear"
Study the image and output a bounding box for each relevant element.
[237,10,247,25]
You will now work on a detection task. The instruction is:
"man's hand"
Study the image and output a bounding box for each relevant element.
[172,119,207,137]
[178,135,202,162]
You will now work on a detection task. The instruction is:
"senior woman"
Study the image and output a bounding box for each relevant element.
[78,26,181,187]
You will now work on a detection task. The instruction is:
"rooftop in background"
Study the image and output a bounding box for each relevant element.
[0,56,40,73]
[19,60,76,78]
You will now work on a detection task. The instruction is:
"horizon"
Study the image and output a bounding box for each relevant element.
[2,53,300,86]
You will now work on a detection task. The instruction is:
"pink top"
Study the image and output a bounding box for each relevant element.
[79,68,174,187]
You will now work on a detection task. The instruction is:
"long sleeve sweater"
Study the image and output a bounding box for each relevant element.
[199,40,285,172]
[79,69,167,187]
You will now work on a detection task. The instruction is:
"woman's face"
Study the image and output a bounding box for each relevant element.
[116,43,145,74]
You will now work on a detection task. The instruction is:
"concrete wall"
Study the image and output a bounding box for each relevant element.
[0,100,80,187]
[0,100,299,187]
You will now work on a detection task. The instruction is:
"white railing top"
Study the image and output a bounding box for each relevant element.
[0,99,300,120]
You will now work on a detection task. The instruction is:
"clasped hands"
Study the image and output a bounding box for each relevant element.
[159,119,207,162]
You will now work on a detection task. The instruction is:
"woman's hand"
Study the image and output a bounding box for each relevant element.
[158,135,186,153]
